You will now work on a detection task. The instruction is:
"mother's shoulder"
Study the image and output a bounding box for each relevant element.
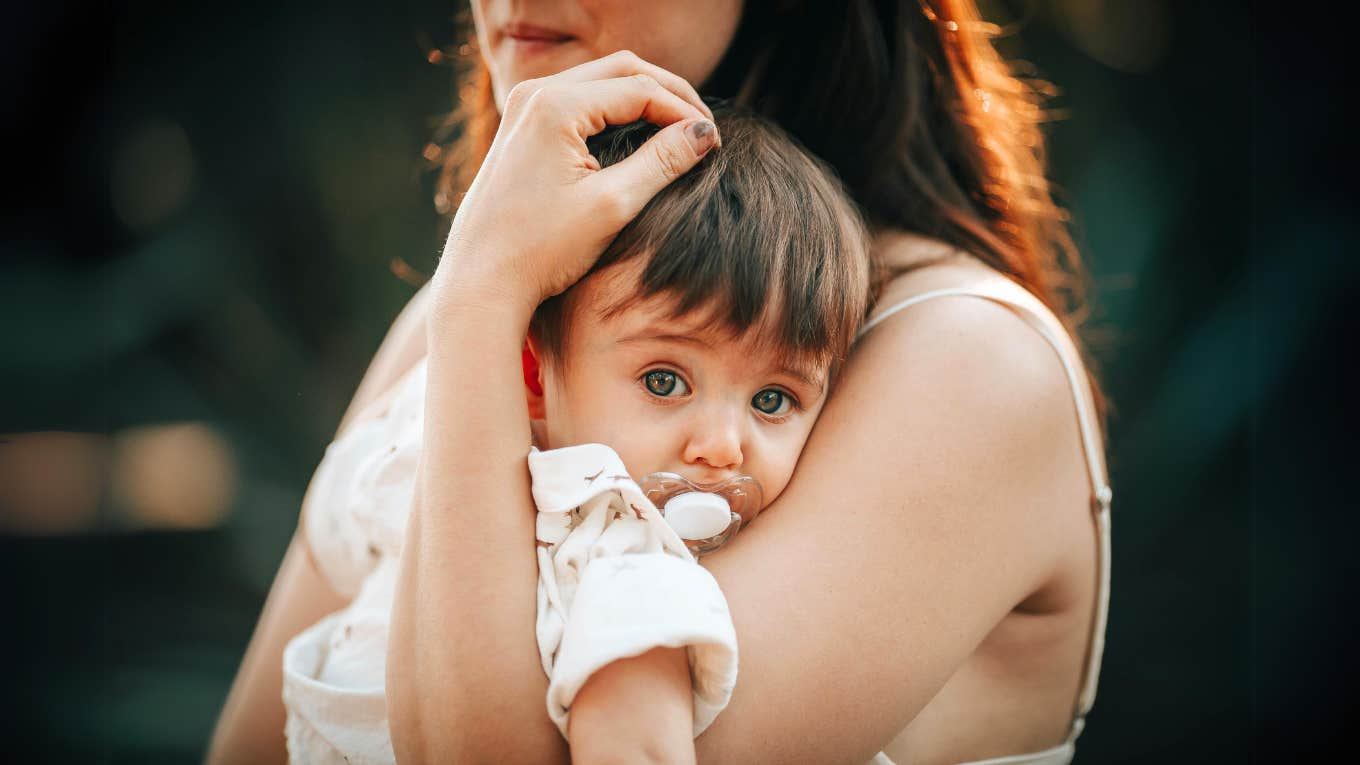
[868,234,1078,373]
[840,239,1099,579]
[820,240,1097,612]
[856,285,1076,432]
[853,244,1085,458]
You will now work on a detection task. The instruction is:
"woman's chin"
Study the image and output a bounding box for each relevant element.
[494,41,592,90]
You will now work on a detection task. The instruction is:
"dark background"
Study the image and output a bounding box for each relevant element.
[1,0,1345,762]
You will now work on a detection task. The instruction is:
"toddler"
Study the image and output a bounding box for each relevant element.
[523,106,872,739]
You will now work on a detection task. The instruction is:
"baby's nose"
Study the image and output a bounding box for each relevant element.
[682,411,744,473]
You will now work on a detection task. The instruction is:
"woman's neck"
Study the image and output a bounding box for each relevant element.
[870,228,990,283]
[870,229,972,273]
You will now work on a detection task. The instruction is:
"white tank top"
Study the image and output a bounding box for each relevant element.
[857,281,1112,765]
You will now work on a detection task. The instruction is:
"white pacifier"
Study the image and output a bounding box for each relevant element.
[639,472,763,557]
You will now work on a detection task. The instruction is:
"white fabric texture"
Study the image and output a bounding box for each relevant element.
[282,359,426,765]
[529,443,739,739]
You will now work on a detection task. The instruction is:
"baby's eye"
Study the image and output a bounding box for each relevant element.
[643,370,690,398]
[751,389,794,417]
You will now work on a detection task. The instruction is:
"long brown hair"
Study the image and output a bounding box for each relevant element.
[431,0,1104,416]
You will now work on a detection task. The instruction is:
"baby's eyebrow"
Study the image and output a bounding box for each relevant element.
[775,364,827,391]
[616,331,707,348]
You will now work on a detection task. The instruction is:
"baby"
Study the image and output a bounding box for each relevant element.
[279,105,872,764]
[523,106,873,738]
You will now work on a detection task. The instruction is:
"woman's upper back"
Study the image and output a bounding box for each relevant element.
[856,237,1108,764]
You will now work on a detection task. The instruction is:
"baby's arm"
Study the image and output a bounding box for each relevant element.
[569,647,696,764]
[529,444,737,760]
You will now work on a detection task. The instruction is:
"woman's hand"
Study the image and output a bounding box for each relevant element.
[430,50,721,318]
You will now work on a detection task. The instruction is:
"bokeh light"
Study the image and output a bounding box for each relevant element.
[0,424,237,535]
[0,432,108,535]
[1052,0,1170,73]
[110,120,197,232]
[111,422,237,530]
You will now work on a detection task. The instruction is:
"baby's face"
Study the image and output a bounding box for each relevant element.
[535,262,830,523]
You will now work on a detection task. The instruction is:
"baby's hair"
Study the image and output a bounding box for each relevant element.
[531,103,872,379]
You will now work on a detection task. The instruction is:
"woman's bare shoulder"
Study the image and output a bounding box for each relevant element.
[858,258,1093,568]
[866,244,1077,421]
[856,245,1101,620]
[855,267,1086,528]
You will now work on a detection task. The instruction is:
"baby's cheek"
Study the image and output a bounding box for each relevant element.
[562,412,663,476]
[758,433,816,513]
[758,474,792,517]
[609,432,672,479]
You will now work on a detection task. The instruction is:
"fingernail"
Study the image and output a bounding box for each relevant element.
[685,120,719,155]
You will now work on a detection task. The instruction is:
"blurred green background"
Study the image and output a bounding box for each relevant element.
[1,1,1342,762]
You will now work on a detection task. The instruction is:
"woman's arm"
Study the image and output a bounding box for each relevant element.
[205,535,346,765]
[692,292,1085,763]
[386,52,718,764]
[207,284,431,764]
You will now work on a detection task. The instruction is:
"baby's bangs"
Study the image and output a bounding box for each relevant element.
[595,253,860,378]
[565,105,871,376]
[596,295,835,385]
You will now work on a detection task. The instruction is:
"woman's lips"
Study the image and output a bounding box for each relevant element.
[503,23,574,54]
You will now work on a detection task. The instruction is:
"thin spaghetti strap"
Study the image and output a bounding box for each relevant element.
[860,286,1107,491]
[859,283,1112,720]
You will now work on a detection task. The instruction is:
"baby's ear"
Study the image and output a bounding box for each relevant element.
[522,333,547,420]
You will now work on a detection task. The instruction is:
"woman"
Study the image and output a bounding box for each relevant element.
[210,2,1110,763]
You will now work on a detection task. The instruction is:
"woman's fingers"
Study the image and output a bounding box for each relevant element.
[436,50,722,305]
[506,73,709,145]
[505,51,711,127]
[550,50,712,120]
[549,74,709,138]
[589,118,720,226]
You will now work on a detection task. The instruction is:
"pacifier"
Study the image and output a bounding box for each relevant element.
[639,473,763,558]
